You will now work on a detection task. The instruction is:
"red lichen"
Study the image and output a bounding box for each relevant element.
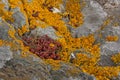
[22,35,61,60]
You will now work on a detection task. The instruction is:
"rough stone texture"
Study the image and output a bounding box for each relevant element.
[0,46,13,68]
[50,63,96,80]
[0,19,11,41]
[95,0,108,6]
[94,0,120,67]
[12,8,26,28]
[0,51,96,80]
[101,42,120,56]
[98,55,115,66]
[1,0,9,10]
[99,42,120,66]
[0,53,52,80]
[31,27,59,40]
[72,0,107,38]
[104,0,120,9]
[101,25,120,43]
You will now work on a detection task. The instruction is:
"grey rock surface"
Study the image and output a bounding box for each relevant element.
[0,46,13,68]
[0,52,96,80]
[31,27,59,40]
[12,8,26,28]
[101,42,120,56]
[72,0,107,38]
[0,53,52,80]
[50,63,96,80]
[0,19,11,41]
[98,55,115,66]
[1,0,9,10]
[104,0,120,9]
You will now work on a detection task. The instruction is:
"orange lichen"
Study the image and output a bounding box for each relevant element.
[106,35,119,42]
[1,0,120,80]
[0,2,13,21]
[82,66,119,80]
[49,43,55,47]
[111,53,120,64]
[8,24,30,57]
[45,59,61,70]
[0,40,4,46]
[65,0,84,27]
[113,22,119,27]
[18,26,29,36]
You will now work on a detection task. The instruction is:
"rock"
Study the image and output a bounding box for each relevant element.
[0,51,97,80]
[104,0,120,9]
[50,63,96,80]
[95,0,108,6]
[31,27,59,40]
[0,53,52,80]
[100,25,120,42]
[98,55,115,66]
[12,8,26,28]
[96,23,120,56]
[0,19,12,41]
[0,46,13,68]
[112,26,120,43]
[1,0,10,10]
[101,42,120,56]
[72,0,107,37]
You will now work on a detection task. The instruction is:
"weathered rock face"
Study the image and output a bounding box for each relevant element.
[0,50,96,80]
[92,0,120,68]
[0,20,11,41]
[101,42,120,56]
[30,27,59,40]
[72,0,107,38]
[0,53,52,80]
[12,8,26,29]
[98,55,115,66]
[1,0,9,10]
[50,63,96,80]
[0,46,13,69]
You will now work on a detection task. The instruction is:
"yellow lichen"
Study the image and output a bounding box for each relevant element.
[106,35,119,42]
[49,43,55,47]
[111,53,120,64]
[18,25,29,36]
[0,2,13,21]
[1,0,120,80]
[65,0,84,27]
[45,59,61,70]
[0,40,4,46]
